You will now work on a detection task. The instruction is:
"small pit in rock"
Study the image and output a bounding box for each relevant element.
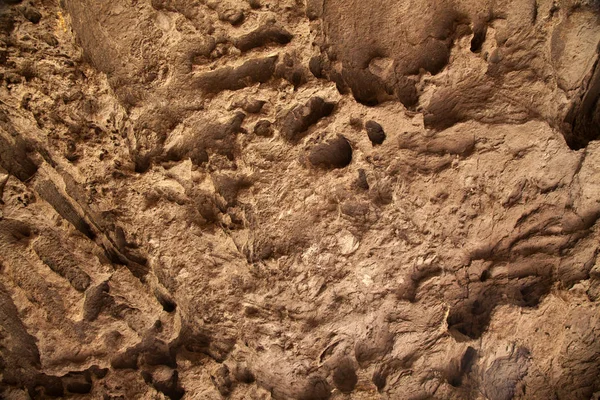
[308,136,353,169]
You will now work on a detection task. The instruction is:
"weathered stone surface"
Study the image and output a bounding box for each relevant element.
[0,0,599,399]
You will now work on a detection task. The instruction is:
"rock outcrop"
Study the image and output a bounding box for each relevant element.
[0,0,599,399]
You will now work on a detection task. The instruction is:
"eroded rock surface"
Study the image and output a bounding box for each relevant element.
[0,0,599,399]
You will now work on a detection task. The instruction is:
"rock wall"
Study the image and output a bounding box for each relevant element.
[0,0,599,399]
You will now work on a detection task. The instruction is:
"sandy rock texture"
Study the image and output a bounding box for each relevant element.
[0,0,599,398]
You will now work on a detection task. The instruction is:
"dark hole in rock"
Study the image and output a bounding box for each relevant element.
[480,269,490,282]
[448,375,462,387]
[332,359,358,393]
[341,68,388,106]
[0,12,15,35]
[449,346,478,387]
[176,327,212,354]
[141,340,176,367]
[189,148,209,166]
[21,6,42,24]
[235,24,293,52]
[254,120,273,137]
[446,300,494,340]
[461,346,477,375]
[471,299,486,316]
[134,154,153,173]
[308,135,353,169]
[365,120,386,145]
[233,364,255,384]
[448,374,462,388]
[309,56,324,78]
[470,25,487,53]
[141,370,153,384]
[372,367,388,392]
[518,279,551,307]
[242,99,266,114]
[30,374,64,398]
[154,290,177,313]
[563,62,600,150]
[64,373,92,394]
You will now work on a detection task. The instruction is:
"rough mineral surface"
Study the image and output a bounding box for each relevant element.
[0,0,599,399]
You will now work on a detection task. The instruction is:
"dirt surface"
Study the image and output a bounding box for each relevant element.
[0,0,599,399]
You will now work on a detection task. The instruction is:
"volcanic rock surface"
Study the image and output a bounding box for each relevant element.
[0,0,600,399]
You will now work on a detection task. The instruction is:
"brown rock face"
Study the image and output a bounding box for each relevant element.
[0,0,599,399]
[312,0,600,148]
